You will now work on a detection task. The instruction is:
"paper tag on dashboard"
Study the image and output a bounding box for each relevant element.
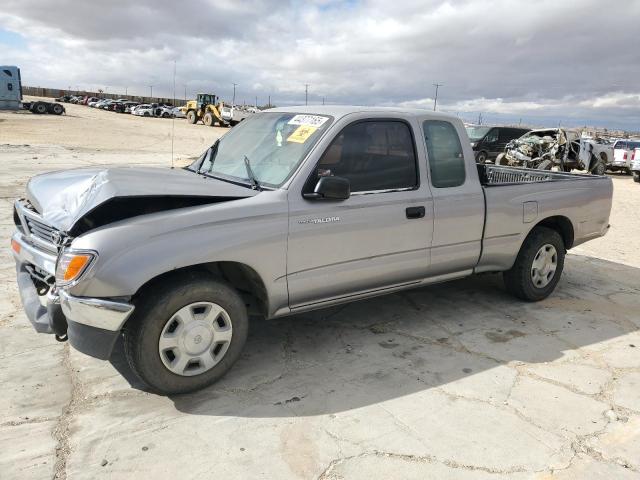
[287,125,318,143]
[288,115,329,128]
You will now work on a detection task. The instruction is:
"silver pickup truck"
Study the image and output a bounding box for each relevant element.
[11,106,613,394]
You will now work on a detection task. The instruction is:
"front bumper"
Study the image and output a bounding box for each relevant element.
[13,232,135,359]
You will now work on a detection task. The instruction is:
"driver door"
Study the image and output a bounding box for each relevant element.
[286,119,433,309]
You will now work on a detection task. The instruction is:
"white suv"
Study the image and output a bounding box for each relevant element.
[631,147,640,183]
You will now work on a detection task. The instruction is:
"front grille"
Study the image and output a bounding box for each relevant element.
[25,216,58,245]
[15,199,60,253]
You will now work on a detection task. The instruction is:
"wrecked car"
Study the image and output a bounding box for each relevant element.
[11,107,613,395]
[495,128,607,175]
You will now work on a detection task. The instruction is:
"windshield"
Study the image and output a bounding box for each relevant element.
[194,112,332,188]
[465,126,491,141]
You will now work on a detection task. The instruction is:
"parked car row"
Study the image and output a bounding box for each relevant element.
[55,94,184,118]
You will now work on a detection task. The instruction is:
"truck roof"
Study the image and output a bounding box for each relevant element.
[267,105,459,121]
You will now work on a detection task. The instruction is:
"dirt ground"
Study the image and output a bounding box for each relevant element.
[1,99,639,479]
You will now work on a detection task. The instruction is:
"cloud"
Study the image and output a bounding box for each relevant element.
[1,0,639,129]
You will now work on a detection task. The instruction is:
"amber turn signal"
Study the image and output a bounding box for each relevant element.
[11,238,21,254]
[55,251,96,286]
[64,255,91,281]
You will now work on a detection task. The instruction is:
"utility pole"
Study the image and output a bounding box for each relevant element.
[184,85,187,101]
[125,86,128,96]
[432,83,443,111]
[149,85,153,98]
[232,83,238,106]
[322,96,325,105]
[305,84,310,106]
[255,96,258,109]
[477,112,483,125]
[268,95,271,108]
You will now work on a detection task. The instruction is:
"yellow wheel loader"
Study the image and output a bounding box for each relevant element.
[183,93,231,127]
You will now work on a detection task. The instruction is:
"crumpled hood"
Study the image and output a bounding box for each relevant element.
[26,167,258,232]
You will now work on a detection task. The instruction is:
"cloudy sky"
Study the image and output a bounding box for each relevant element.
[1,0,639,129]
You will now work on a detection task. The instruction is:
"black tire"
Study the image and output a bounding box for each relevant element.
[161,112,170,118]
[203,112,215,126]
[52,104,64,115]
[592,159,606,176]
[34,102,47,114]
[503,226,565,302]
[537,159,553,170]
[124,272,249,395]
[187,110,198,124]
[476,151,488,163]
[633,172,640,183]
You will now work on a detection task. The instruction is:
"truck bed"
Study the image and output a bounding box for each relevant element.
[475,164,612,273]
[477,164,597,186]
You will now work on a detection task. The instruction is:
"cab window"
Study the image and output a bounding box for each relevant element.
[309,120,418,193]
[484,128,498,143]
[423,120,466,188]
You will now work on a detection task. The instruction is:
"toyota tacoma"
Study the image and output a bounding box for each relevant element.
[11,106,613,394]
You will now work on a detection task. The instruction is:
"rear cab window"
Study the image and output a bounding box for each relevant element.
[423,120,466,188]
[308,120,419,193]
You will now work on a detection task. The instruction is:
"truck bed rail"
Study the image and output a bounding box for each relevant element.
[478,164,597,186]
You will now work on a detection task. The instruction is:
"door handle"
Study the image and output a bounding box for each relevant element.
[406,206,425,219]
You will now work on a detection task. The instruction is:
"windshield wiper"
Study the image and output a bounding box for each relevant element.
[243,155,262,191]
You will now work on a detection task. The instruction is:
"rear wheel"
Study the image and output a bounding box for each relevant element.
[503,226,565,302]
[51,104,64,115]
[187,110,198,124]
[633,172,640,183]
[203,112,215,126]
[476,151,488,163]
[124,273,249,395]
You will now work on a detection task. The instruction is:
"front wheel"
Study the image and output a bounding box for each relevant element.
[124,274,249,395]
[633,172,640,183]
[591,156,606,175]
[495,153,509,165]
[503,226,565,302]
[537,159,554,170]
[187,110,198,124]
[476,151,487,163]
[203,112,215,126]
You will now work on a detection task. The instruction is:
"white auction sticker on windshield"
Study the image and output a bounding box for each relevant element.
[288,115,329,128]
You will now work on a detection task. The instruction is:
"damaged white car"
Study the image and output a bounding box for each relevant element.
[496,128,607,175]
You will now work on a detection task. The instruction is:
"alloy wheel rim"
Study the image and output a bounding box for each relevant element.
[158,302,233,376]
[531,244,558,288]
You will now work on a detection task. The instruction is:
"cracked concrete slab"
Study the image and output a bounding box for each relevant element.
[1,103,639,479]
[612,372,640,412]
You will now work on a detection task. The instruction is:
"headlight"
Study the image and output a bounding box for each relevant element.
[470,142,477,148]
[55,250,97,286]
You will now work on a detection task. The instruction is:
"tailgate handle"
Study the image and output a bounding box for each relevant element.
[406,206,425,219]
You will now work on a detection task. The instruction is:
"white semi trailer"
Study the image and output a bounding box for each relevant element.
[0,65,64,115]
[0,65,22,110]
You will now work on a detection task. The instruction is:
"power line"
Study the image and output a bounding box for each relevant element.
[432,83,443,111]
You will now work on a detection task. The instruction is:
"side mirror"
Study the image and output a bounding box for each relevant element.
[303,176,350,200]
